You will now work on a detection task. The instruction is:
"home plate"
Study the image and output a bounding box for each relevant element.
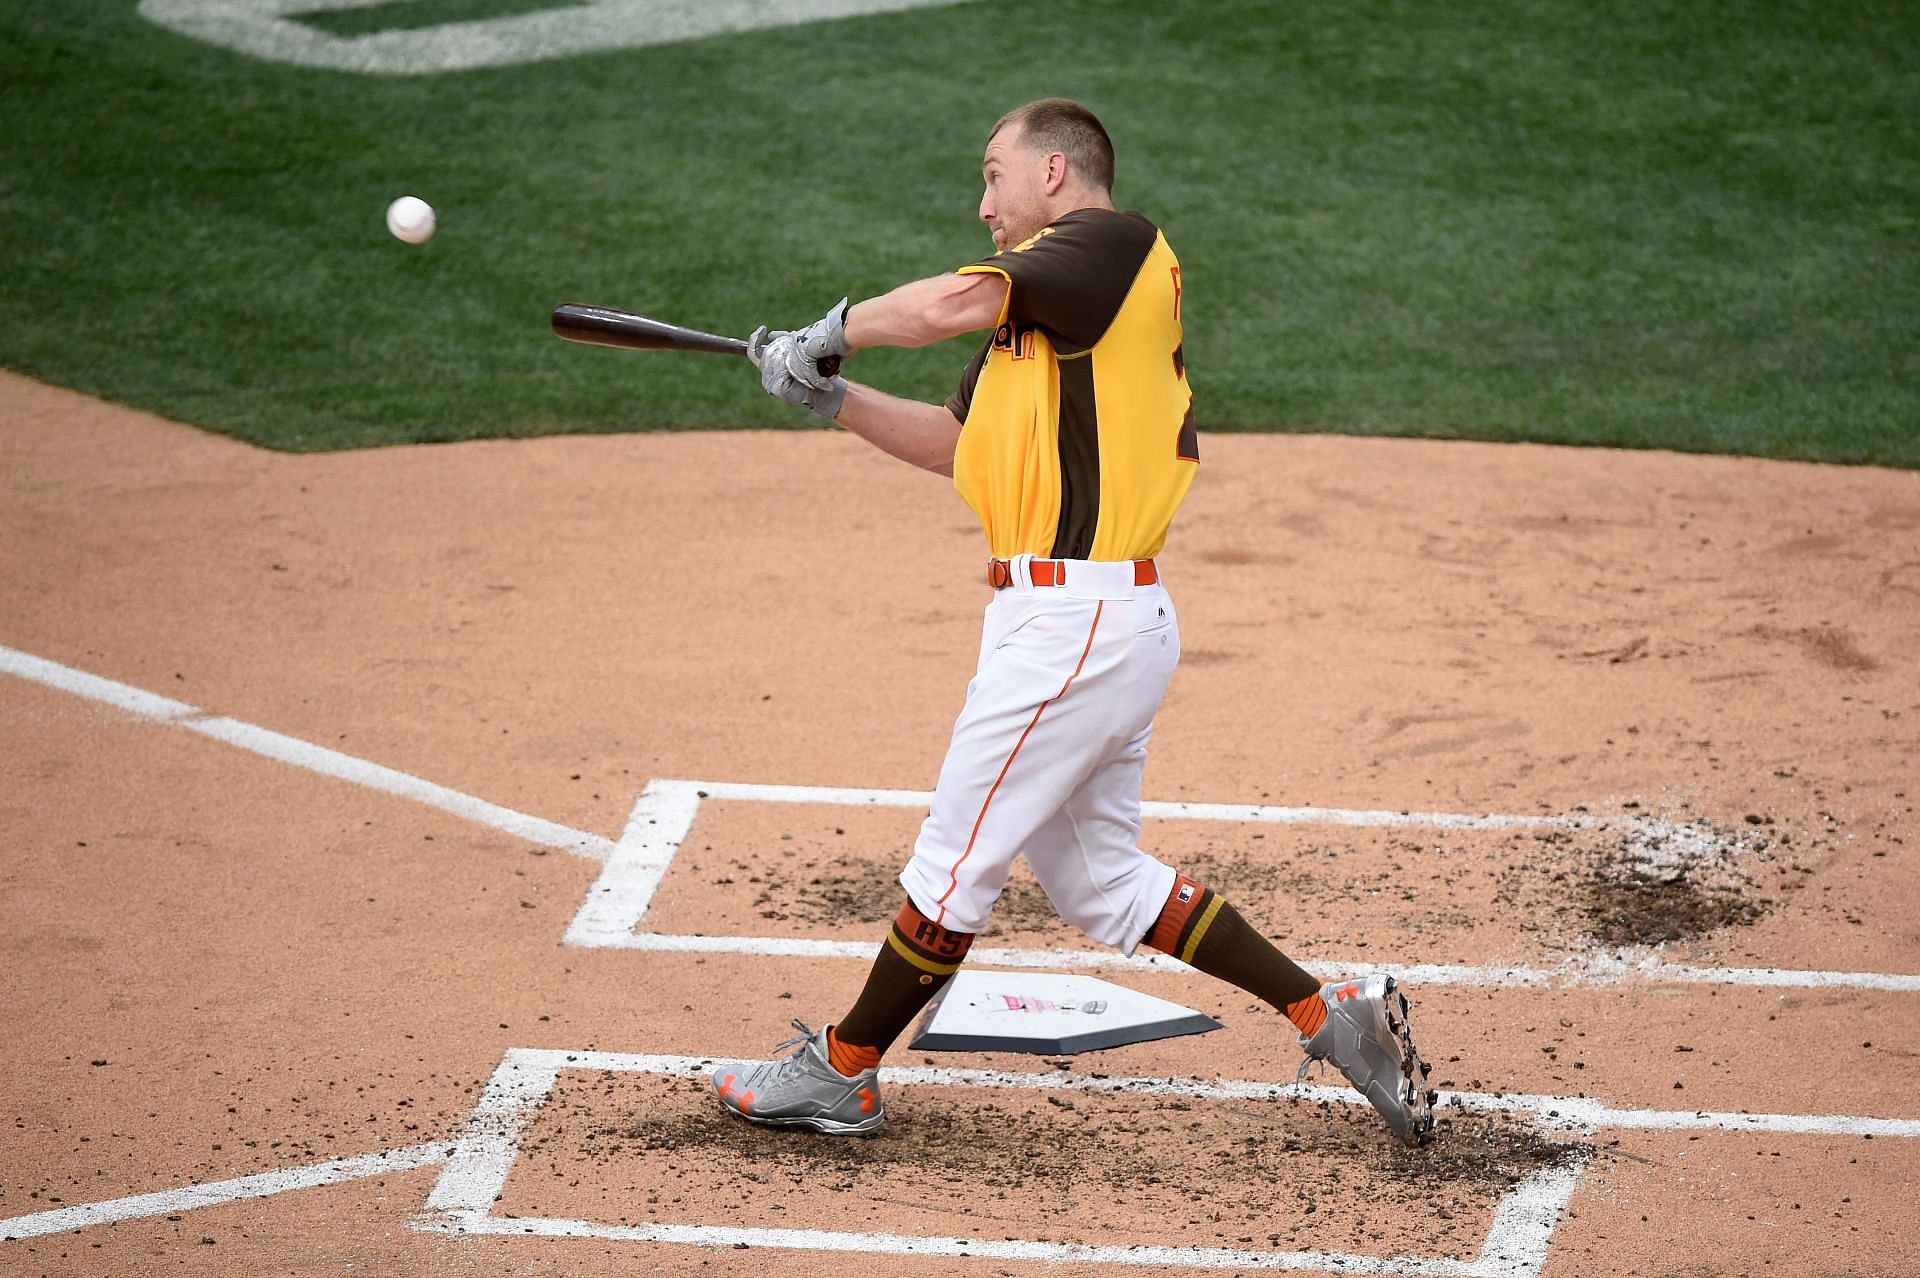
[909,970,1222,1054]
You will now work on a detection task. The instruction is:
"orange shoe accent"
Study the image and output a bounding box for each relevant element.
[1285,986,1328,1037]
[935,602,1105,926]
[737,1090,754,1113]
[858,1087,876,1114]
[1333,982,1361,1002]
[826,1026,882,1078]
[718,1072,737,1099]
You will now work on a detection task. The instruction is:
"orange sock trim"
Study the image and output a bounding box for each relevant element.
[1144,874,1215,956]
[1285,985,1328,1037]
[826,1026,882,1078]
[890,898,974,972]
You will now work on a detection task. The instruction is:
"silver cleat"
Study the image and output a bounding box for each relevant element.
[1297,974,1438,1144]
[710,1020,885,1135]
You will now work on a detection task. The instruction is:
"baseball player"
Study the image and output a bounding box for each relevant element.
[712,99,1436,1144]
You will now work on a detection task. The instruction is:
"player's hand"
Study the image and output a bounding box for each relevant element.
[748,326,847,419]
[791,298,852,389]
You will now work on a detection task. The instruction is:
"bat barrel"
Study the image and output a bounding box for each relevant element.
[551,303,748,357]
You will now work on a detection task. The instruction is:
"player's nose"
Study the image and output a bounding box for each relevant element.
[978,188,994,223]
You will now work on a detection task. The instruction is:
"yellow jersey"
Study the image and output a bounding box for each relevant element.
[945,208,1197,562]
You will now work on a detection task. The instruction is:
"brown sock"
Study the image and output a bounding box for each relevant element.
[1144,874,1323,1031]
[831,898,974,1074]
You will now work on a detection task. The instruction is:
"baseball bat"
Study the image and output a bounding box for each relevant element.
[550,303,841,377]
[551,303,747,356]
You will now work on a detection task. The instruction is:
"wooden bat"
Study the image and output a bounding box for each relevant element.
[550,303,839,376]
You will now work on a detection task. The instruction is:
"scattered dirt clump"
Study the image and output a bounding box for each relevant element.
[582,1080,1584,1204]
[756,850,1301,934]
[1497,816,1778,950]
[1576,820,1773,947]
[1578,858,1763,947]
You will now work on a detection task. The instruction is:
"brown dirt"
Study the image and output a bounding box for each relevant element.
[3,369,1919,1276]
[655,800,1800,961]
[497,1068,1585,1257]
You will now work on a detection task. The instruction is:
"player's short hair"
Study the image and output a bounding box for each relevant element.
[990,98,1115,192]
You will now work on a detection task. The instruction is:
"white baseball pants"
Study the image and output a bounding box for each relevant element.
[899,555,1181,952]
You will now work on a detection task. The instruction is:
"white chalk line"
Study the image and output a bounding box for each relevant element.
[0,1142,452,1243]
[690,777,1588,830]
[601,930,1920,992]
[427,1212,1486,1276]
[569,779,1920,993]
[458,1049,1920,1139]
[5,642,1915,995]
[0,644,616,860]
[137,0,970,76]
[418,1048,1611,1277]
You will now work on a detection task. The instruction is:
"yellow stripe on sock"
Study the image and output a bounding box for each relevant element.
[886,928,964,977]
[1178,895,1226,966]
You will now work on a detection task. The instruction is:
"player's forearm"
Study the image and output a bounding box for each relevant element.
[846,273,1008,350]
[832,383,962,475]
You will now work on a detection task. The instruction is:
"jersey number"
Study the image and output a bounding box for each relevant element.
[1169,266,1185,378]
[1171,266,1197,461]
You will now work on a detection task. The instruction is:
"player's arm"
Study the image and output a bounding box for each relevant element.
[833,383,961,476]
[751,272,998,473]
[780,273,1008,373]
[843,272,1009,350]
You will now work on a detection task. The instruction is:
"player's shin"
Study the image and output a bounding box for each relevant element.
[829,898,975,1076]
[1142,875,1325,1032]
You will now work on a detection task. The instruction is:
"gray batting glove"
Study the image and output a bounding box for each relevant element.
[746,324,787,371]
[748,325,847,419]
[789,297,852,390]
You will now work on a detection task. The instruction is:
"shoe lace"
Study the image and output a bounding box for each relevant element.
[757,1019,819,1085]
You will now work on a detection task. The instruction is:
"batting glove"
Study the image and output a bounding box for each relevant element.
[748,326,847,420]
[789,298,852,390]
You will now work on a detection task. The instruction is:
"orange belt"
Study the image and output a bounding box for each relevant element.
[987,558,1158,589]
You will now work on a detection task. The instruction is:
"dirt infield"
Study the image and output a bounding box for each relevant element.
[2,369,1916,1277]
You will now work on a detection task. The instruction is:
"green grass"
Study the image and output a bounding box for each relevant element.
[1,0,1915,462]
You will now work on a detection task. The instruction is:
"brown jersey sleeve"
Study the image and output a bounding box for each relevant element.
[963,209,1160,353]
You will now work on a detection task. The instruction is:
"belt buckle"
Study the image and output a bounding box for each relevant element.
[987,559,1013,590]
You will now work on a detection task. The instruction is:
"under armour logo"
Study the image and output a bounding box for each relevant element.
[718,1074,756,1112]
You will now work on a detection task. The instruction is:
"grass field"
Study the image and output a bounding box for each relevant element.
[2,0,1915,463]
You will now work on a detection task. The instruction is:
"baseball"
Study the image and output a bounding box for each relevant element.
[385,195,435,244]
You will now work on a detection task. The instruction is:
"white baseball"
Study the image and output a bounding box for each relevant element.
[385,195,435,244]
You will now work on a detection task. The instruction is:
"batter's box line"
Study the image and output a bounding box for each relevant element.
[562,779,1920,994]
[7,642,1907,994]
[414,1047,1591,1278]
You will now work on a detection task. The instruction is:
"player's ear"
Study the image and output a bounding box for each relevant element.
[1041,151,1068,195]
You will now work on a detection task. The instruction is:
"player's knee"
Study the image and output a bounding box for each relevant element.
[1058,867,1175,952]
